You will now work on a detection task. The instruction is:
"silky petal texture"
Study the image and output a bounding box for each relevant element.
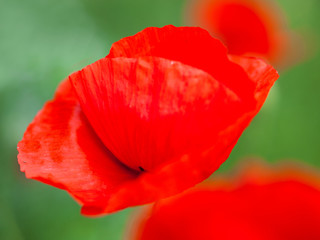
[70,55,277,214]
[70,56,248,171]
[17,80,139,212]
[107,25,256,101]
[130,161,320,240]
[18,26,278,215]
[187,0,289,65]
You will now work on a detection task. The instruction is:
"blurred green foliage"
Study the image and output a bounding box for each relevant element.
[0,0,319,239]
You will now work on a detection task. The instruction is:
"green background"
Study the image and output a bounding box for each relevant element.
[0,0,319,239]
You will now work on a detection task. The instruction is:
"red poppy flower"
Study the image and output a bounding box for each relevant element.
[186,0,291,65]
[17,25,278,216]
[129,160,320,240]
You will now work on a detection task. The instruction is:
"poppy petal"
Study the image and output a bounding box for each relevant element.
[17,80,138,212]
[129,161,320,240]
[70,56,252,172]
[108,25,257,100]
[187,0,288,64]
[69,55,278,213]
[18,26,279,215]
[229,54,279,106]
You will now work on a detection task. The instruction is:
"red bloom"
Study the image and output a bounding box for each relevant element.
[17,25,278,216]
[187,0,290,65]
[130,160,320,240]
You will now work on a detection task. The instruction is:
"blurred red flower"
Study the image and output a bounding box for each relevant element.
[186,0,293,66]
[129,160,320,240]
[17,25,278,216]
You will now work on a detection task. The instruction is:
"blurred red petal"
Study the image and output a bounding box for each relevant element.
[187,0,289,65]
[130,161,320,240]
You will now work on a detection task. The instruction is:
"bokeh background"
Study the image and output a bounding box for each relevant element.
[0,0,319,239]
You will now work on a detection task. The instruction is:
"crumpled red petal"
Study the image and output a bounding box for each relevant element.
[18,26,278,215]
[107,25,256,101]
[70,54,277,214]
[18,80,138,213]
[70,56,249,171]
[107,55,277,212]
[129,161,320,240]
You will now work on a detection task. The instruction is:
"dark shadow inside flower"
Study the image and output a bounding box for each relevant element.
[139,166,145,172]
